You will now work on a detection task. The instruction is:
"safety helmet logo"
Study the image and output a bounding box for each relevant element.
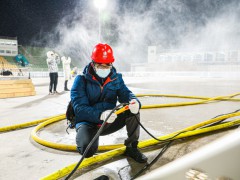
[103,51,107,59]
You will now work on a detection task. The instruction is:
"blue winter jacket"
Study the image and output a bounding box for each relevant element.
[71,63,140,126]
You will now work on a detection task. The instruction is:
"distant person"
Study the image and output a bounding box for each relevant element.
[46,51,60,95]
[15,54,23,66]
[21,60,25,67]
[17,69,24,76]
[15,54,26,67]
[71,43,148,163]
[71,66,78,78]
[61,56,71,91]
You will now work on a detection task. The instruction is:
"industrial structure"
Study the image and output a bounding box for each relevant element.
[131,46,240,73]
[0,36,18,57]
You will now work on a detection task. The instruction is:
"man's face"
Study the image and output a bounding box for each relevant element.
[94,63,112,70]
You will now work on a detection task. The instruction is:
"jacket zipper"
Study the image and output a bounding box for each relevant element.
[99,77,117,94]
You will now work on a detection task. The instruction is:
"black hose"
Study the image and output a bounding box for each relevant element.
[201,108,240,128]
[126,114,188,179]
[66,105,240,180]
[128,108,240,179]
[134,114,187,141]
[130,140,173,180]
[65,103,125,180]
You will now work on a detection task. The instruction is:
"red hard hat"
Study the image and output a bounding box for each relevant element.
[91,43,115,63]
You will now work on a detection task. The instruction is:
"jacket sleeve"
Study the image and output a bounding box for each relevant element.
[46,58,53,65]
[117,74,141,107]
[71,75,103,124]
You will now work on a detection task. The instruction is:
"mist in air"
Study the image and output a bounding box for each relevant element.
[51,0,240,71]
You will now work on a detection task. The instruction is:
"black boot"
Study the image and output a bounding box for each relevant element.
[124,141,148,163]
[93,175,109,180]
[64,80,70,91]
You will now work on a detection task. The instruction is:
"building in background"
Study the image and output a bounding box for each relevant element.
[0,36,18,57]
[131,46,240,73]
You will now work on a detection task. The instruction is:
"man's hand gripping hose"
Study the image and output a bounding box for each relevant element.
[129,99,140,114]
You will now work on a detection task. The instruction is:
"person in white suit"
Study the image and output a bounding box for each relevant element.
[61,56,71,91]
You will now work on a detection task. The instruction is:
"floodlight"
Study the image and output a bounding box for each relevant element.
[93,0,107,10]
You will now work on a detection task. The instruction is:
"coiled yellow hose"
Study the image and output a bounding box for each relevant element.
[1,93,240,180]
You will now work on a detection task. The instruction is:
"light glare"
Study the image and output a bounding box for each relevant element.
[93,0,107,10]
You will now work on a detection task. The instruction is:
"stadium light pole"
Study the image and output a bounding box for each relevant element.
[93,0,107,42]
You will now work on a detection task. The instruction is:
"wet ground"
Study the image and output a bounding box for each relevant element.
[1,75,240,180]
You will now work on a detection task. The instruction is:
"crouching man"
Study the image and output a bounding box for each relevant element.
[71,43,147,163]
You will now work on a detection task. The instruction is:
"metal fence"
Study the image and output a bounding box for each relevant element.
[0,67,30,78]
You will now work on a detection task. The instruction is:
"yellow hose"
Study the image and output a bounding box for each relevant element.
[136,93,240,101]
[138,119,240,148]
[31,110,240,152]
[1,92,240,179]
[40,119,240,180]
[31,105,131,151]
[31,115,124,151]
[1,92,240,133]
[38,92,240,179]
[30,92,240,152]
[141,92,240,109]
[0,114,65,132]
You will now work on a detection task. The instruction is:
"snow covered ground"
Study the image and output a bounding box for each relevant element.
[1,75,240,180]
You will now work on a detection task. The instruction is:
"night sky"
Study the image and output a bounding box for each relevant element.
[0,0,239,50]
[0,0,78,45]
[0,0,148,46]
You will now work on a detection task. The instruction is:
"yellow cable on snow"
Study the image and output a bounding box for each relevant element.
[40,119,240,180]
[1,93,240,133]
[138,119,240,148]
[31,115,124,151]
[1,92,240,179]
[31,105,131,151]
[0,114,65,132]
[37,92,240,179]
[141,92,240,109]
[30,92,240,152]
[31,110,240,152]
[136,93,240,101]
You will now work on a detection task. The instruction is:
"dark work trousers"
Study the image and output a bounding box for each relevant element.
[49,72,58,93]
[76,110,140,158]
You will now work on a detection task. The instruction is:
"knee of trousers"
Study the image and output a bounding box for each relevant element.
[77,145,98,158]
[76,136,99,158]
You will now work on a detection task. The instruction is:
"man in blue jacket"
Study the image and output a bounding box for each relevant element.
[71,43,147,163]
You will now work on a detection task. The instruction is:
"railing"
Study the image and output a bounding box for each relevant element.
[122,71,240,78]
[1,69,239,79]
[29,71,64,78]
[0,67,30,79]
